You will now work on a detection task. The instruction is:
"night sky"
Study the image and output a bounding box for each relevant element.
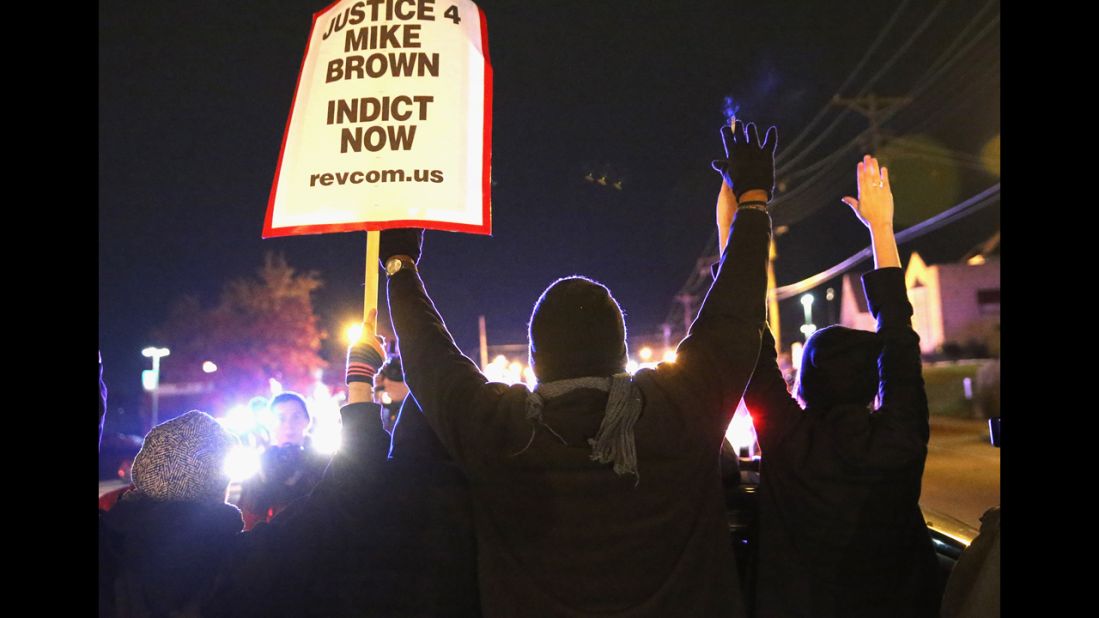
[99,0,1000,426]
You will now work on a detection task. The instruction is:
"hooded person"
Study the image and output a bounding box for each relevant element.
[379,121,778,617]
[737,155,939,618]
[796,325,883,408]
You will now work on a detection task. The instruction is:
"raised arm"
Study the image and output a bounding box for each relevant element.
[659,121,775,438]
[341,308,394,464]
[742,324,803,450]
[380,229,517,468]
[836,156,928,471]
[713,153,803,450]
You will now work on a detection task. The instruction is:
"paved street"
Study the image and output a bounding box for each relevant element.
[921,417,1000,531]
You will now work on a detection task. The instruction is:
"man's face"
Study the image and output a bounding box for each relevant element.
[373,374,410,406]
[272,401,310,446]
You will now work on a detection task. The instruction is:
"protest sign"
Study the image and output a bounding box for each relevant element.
[264,0,492,238]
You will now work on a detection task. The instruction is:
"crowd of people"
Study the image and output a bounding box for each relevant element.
[98,120,994,617]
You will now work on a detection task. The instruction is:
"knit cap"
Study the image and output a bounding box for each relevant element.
[131,410,239,503]
[528,276,627,383]
[797,325,883,409]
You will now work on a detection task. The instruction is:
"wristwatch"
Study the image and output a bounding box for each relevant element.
[384,255,417,276]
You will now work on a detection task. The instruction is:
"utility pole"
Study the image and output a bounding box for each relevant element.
[478,315,489,370]
[830,94,912,154]
[142,346,170,430]
[767,238,780,354]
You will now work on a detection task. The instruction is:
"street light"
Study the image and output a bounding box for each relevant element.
[344,322,364,345]
[799,294,816,341]
[142,346,170,428]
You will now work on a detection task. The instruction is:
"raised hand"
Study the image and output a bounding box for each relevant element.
[841,155,894,229]
[346,308,387,386]
[711,119,779,202]
[841,155,900,269]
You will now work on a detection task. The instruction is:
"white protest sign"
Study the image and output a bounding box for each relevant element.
[264,0,492,237]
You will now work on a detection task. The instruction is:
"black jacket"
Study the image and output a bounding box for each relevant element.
[747,267,940,618]
[99,498,244,617]
[386,209,772,617]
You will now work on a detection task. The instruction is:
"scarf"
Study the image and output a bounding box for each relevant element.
[519,372,643,483]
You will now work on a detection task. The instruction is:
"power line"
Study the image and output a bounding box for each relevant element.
[779,0,913,157]
[773,183,1000,300]
[774,10,998,193]
[666,3,1000,337]
[661,182,1000,335]
[776,0,950,175]
[830,94,913,153]
[770,46,999,226]
[920,0,1000,78]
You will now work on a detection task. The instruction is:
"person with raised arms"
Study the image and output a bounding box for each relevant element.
[379,120,778,616]
[733,155,939,618]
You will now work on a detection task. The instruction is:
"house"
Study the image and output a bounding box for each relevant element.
[839,247,1000,355]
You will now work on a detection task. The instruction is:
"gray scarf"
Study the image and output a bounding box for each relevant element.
[518,372,643,483]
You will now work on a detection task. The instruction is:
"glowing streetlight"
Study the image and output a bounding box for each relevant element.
[344,322,364,345]
[800,294,816,341]
[141,346,170,427]
[141,347,170,376]
[202,361,218,373]
[662,350,677,364]
[639,346,653,361]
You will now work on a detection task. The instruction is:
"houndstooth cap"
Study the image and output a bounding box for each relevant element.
[130,410,239,503]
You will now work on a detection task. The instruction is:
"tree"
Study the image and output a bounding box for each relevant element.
[153,252,328,413]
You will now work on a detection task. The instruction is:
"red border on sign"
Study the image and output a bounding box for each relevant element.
[477,4,494,236]
[263,1,494,239]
